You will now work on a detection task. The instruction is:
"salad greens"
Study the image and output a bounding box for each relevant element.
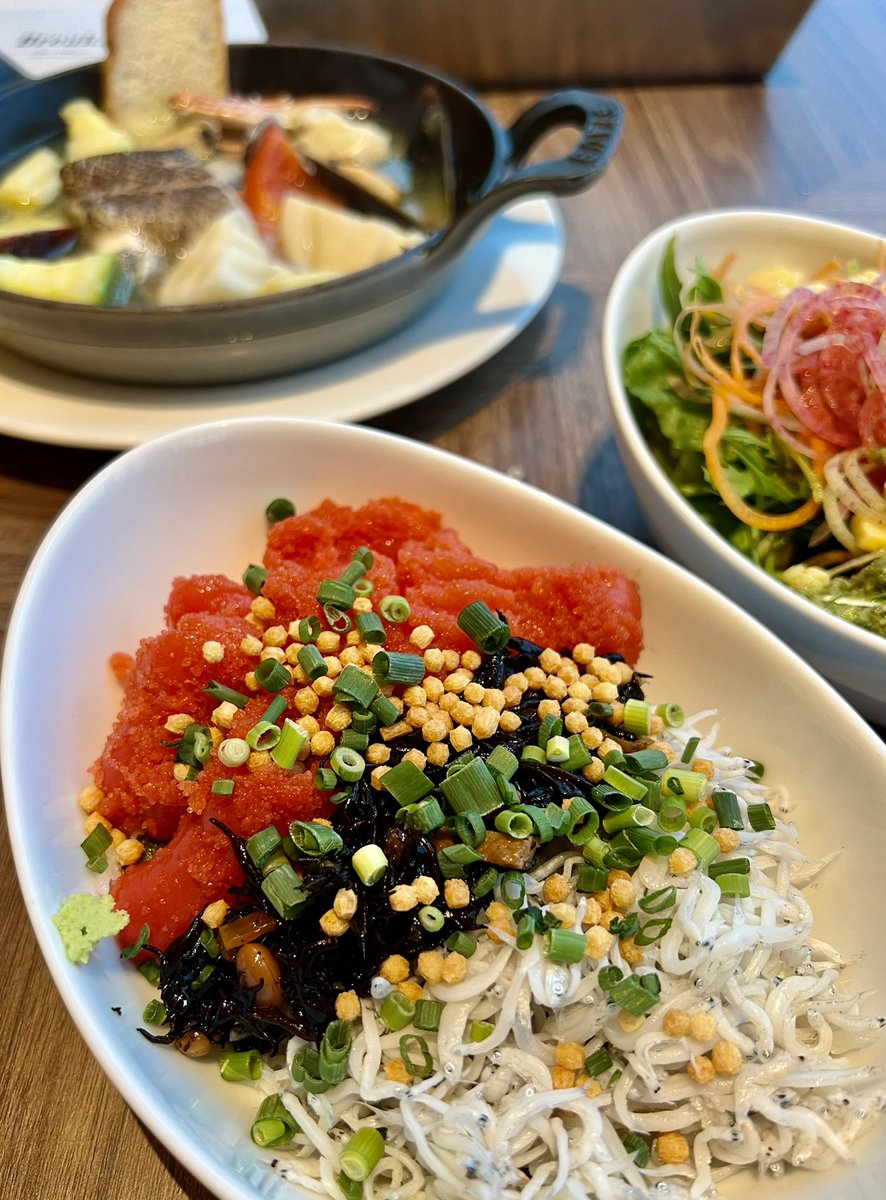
[622,238,886,637]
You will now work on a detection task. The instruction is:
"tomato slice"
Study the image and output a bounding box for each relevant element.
[242,120,339,243]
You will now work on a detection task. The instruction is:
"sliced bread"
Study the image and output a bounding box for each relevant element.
[103,0,229,137]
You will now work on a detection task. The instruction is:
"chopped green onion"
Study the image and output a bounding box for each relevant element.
[242,563,267,594]
[142,998,166,1025]
[352,844,388,886]
[81,823,112,863]
[516,914,536,950]
[379,594,411,623]
[622,698,652,736]
[680,735,701,764]
[494,810,534,839]
[198,928,218,958]
[297,643,327,681]
[246,825,283,871]
[470,1020,495,1042]
[220,1048,262,1082]
[353,578,374,597]
[265,497,295,522]
[608,975,659,1016]
[536,713,563,748]
[544,928,586,964]
[708,857,750,879]
[681,827,720,869]
[297,616,321,643]
[340,1127,385,1182]
[654,833,679,856]
[270,718,308,769]
[657,794,687,833]
[485,744,519,780]
[319,1021,352,1083]
[338,559,366,587]
[520,744,546,765]
[545,734,570,763]
[211,779,235,796]
[712,789,744,831]
[203,680,250,708]
[350,709,377,735]
[716,872,751,897]
[453,810,486,846]
[255,658,291,693]
[251,1094,298,1148]
[289,820,343,857]
[562,735,594,772]
[638,972,661,996]
[370,693,400,728]
[380,990,415,1031]
[355,611,387,645]
[352,546,374,570]
[661,767,706,804]
[317,578,355,609]
[262,863,309,919]
[622,826,659,855]
[371,650,425,685]
[568,808,602,846]
[638,886,676,913]
[689,805,717,833]
[438,843,483,868]
[400,1033,435,1077]
[588,701,614,720]
[120,923,150,959]
[501,870,526,910]
[246,719,282,751]
[382,759,436,805]
[340,729,369,752]
[747,759,765,779]
[576,864,609,892]
[315,767,338,791]
[584,1045,613,1076]
[330,745,366,782]
[138,960,161,985]
[635,917,672,946]
[323,603,352,633]
[439,756,501,815]
[655,703,684,727]
[623,748,671,773]
[418,905,445,932]
[472,868,499,899]
[292,1046,330,1093]
[457,600,510,653]
[407,796,446,834]
[747,802,776,832]
[414,999,443,1031]
[218,737,250,768]
[602,804,655,834]
[445,931,477,956]
[258,695,285,725]
[334,664,380,709]
[582,834,610,868]
[597,965,623,990]
[623,1133,651,1168]
[602,765,648,802]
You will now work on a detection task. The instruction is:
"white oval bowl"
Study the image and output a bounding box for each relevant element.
[601,208,886,726]
[3,416,886,1200]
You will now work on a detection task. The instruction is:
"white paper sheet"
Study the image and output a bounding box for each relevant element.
[0,0,267,80]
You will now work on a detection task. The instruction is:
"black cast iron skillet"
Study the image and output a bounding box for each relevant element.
[0,44,622,385]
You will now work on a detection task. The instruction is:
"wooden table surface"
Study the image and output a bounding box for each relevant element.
[2,1,884,1196]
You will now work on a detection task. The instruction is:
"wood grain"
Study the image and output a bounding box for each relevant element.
[2,1,885,1196]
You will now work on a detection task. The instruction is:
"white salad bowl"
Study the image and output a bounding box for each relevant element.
[3,416,886,1200]
[601,209,886,728]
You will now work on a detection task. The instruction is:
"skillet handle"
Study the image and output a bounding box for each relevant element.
[434,90,623,256]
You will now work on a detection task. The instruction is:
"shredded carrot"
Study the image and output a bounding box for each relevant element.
[703,389,823,532]
[689,327,763,408]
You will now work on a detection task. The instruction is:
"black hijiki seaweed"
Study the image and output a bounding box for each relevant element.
[139,640,651,1049]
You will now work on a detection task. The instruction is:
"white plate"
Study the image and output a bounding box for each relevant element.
[0,197,562,450]
[4,417,886,1200]
[602,208,886,727]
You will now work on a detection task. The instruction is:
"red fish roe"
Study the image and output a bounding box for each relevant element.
[99,498,643,953]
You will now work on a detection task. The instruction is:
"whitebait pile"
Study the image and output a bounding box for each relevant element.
[257,712,884,1200]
